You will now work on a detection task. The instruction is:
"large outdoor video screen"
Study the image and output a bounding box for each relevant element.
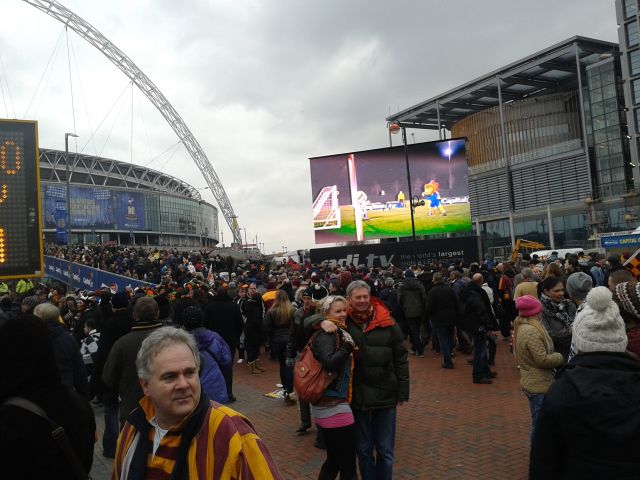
[309,138,471,244]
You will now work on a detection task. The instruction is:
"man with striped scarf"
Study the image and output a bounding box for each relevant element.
[112,327,282,480]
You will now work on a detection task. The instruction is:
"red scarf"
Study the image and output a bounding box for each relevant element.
[348,304,374,326]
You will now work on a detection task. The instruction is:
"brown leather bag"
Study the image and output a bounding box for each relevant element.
[293,331,338,405]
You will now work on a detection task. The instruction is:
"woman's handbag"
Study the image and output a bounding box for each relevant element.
[293,331,338,404]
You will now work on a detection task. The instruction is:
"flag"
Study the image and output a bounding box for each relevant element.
[287,257,301,271]
[623,247,640,279]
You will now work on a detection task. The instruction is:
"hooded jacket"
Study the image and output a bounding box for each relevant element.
[397,277,427,319]
[530,352,640,479]
[191,327,232,404]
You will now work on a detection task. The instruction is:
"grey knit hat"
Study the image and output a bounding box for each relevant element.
[573,287,628,354]
[21,296,39,310]
[566,272,593,301]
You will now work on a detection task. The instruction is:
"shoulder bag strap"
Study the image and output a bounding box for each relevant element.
[2,397,90,480]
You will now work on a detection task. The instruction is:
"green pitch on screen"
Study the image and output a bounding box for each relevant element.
[331,204,472,241]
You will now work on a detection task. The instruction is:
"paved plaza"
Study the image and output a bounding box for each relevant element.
[91,339,531,479]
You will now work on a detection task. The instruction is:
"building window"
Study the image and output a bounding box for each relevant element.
[633,79,640,104]
[630,49,640,76]
[625,0,638,18]
[628,20,640,48]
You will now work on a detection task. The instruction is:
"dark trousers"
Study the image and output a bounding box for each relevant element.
[435,325,455,367]
[318,424,357,480]
[472,332,491,380]
[246,341,260,363]
[272,341,293,393]
[102,391,119,457]
[487,332,497,365]
[406,316,424,354]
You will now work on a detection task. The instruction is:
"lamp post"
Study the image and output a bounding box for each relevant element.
[65,132,78,292]
[65,133,78,247]
[401,127,416,241]
[241,228,247,254]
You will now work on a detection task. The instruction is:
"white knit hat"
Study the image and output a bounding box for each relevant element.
[572,286,628,354]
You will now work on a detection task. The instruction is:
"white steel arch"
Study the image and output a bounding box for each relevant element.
[23,0,242,244]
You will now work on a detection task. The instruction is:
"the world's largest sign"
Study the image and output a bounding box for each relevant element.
[0,119,43,280]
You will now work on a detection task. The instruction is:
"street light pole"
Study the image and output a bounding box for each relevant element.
[65,132,78,292]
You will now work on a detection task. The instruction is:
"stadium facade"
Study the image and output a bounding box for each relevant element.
[387,35,640,259]
[39,148,218,247]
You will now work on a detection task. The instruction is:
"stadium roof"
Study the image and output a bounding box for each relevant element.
[386,36,619,130]
[39,148,202,200]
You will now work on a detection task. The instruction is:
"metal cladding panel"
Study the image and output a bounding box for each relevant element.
[469,172,510,217]
[511,154,591,210]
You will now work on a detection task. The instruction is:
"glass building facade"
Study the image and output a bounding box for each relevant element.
[388,35,640,262]
[38,149,219,247]
[617,0,640,192]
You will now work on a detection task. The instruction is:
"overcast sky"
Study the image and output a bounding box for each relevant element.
[0,0,619,253]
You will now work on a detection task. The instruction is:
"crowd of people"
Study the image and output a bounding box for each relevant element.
[1,243,640,479]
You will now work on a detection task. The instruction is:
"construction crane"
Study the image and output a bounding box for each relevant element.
[510,239,546,262]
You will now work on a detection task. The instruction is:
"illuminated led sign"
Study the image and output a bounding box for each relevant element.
[0,119,43,280]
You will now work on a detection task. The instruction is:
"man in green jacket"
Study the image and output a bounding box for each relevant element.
[102,296,163,427]
[319,279,409,480]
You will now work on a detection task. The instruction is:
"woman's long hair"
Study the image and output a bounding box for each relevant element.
[270,289,294,326]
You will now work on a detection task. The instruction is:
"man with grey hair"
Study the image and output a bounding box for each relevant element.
[103,296,163,427]
[113,327,282,479]
[34,302,88,398]
[514,268,539,300]
[318,279,408,479]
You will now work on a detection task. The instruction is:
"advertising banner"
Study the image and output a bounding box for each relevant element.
[310,236,479,269]
[44,256,151,292]
[117,191,145,230]
[43,185,115,229]
[309,139,472,244]
[600,233,640,249]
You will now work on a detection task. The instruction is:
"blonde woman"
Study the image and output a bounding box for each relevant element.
[263,289,297,404]
[513,295,564,441]
[311,295,356,480]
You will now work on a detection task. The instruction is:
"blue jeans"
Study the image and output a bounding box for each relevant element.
[353,407,396,480]
[434,325,455,367]
[526,392,545,442]
[102,391,119,457]
[472,332,491,380]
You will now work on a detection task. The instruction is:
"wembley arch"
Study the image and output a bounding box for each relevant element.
[23,0,242,244]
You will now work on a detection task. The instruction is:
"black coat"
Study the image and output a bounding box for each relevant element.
[204,294,244,350]
[241,294,264,345]
[459,282,497,334]
[530,352,640,480]
[93,307,133,394]
[426,282,459,328]
[45,320,89,399]
[0,385,95,478]
[311,329,353,373]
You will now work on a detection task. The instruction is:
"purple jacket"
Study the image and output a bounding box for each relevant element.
[191,327,232,403]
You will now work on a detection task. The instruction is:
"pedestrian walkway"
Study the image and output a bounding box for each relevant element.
[91,338,530,479]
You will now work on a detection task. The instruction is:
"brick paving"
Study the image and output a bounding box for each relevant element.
[91,338,531,479]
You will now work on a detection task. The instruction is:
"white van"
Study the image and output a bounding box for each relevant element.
[530,248,585,260]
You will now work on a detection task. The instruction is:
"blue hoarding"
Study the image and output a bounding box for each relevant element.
[600,233,640,249]
[44,256,151,292]
[43,185,115,229]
